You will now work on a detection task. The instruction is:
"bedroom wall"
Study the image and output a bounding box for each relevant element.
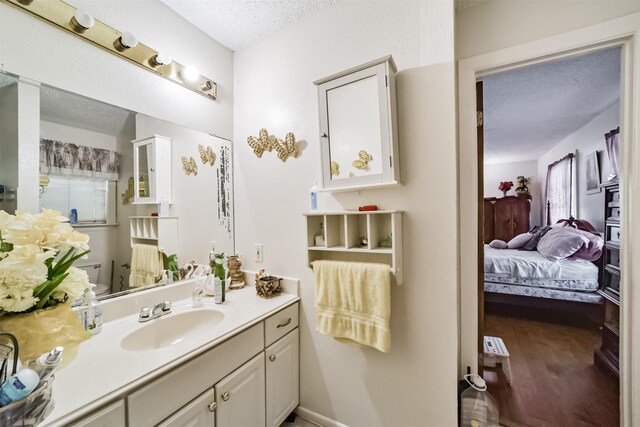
[483,159,542,226]
[537,102,619,231]
[234,1,457,425]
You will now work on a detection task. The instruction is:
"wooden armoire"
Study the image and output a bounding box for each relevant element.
[483,195,532,243]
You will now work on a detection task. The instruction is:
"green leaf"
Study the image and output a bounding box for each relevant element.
[50,249,90,278]
[0,242,13,253]
[34,273,69,310]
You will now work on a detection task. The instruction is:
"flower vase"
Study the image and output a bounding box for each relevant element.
[502,191,507,197]
[0,303,91,363]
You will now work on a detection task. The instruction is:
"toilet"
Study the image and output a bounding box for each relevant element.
[78,263,111,297]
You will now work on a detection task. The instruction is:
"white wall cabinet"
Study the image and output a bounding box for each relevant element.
[266,329,299,427]
[215,353,266,427]
[77,302,299,427]
[132,135,172,204]
[157,388,216,427]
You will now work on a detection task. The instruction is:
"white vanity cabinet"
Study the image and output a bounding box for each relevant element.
[266,329,299,427]
[132,135,172,204]
[68,400,126,427]
[215,353,266,427]
[110,302,299,427]
[157,389,216,427]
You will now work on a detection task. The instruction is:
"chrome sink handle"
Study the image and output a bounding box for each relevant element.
[138,301,172,322]
[162,300,172,311]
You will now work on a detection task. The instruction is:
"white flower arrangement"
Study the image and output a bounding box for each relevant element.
[0,209,91,314]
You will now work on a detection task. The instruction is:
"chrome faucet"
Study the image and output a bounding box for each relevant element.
[138,300,172,322]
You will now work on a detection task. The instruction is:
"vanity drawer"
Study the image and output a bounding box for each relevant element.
[265,302,299,347]
[69,400,125,427]
[127,323,263,427]
[608,225,621,244]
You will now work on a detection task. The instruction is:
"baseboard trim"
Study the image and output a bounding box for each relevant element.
[295,406,350,427]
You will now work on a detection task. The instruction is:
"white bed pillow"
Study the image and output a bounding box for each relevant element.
[489,239,508,249]
[507,233,534,249]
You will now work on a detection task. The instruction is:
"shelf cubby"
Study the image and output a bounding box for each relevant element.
[304,210,403,285]
[129,216,178,255]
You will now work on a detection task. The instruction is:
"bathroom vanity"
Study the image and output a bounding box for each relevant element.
[42,281,299,427]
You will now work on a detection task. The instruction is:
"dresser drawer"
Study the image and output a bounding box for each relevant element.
[265,302,299,347]
[608,225,621,243]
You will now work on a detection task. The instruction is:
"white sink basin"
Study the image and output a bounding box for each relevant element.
[121,309,225,351]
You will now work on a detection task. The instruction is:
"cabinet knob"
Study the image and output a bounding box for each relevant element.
[208,401,217,412]
[221,392,230,401]
[269,354,276,362]
[320,133,328,138]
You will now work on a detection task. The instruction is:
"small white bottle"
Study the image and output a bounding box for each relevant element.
[310,182,318,211]
[31,346,63,385]
[83,289,103,335]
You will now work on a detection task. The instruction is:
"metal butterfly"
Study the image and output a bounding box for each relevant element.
[352,150,373,170]
[182,156,198,176]
[197,144,216,166]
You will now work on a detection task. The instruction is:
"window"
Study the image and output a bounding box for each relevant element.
[545,153,576,224]
[40,175,115,223]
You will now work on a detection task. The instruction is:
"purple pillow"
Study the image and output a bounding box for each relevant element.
[507,233,534,249]
[521,226,551,251]
[537,227,588,260]
[489,240,508,249]
[570,229,604,261]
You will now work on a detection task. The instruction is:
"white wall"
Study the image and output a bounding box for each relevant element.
[484,159,542,226]
[537,102,619,231]
[0,0,233,137]
[40,120,119,152]
[456,0,640,59]
[234,1,456,425]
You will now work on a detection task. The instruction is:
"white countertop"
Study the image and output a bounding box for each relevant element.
[42,285,299,426]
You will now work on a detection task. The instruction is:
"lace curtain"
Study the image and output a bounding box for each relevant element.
[545,153,574,224]
[40,139,120,180]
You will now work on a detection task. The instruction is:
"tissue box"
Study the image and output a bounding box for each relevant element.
[255,276,282,299]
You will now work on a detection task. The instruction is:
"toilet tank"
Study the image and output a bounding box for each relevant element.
[78,263,101,284]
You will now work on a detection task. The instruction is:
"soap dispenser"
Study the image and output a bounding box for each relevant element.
[82,288,102,335]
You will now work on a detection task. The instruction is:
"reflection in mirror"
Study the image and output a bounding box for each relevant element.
[0,69,234,301]
[327,75,382,181]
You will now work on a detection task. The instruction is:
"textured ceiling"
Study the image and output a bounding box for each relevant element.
[40,85,134,136]
[483,47,621,165]
[160,0,338,51]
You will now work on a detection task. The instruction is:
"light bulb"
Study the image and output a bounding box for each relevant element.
[180,66,199,82]
[70,10,95,32]
[119,32,138,49]
[151,52,172,67]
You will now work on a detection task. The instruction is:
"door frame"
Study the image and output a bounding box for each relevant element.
[458,13,640,426]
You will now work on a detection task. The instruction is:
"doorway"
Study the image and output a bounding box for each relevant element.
[458,14,639,427]
[479,47,621,426]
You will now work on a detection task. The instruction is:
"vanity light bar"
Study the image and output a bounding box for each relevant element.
[2,0,217,100]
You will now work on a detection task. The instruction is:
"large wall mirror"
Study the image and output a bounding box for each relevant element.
[0,69,234,300]
[314,56,400,192]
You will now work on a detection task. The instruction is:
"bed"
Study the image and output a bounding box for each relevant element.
[484,216,605,319]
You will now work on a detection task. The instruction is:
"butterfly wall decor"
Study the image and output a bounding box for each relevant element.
[352,150,373,170]
[247,129,300,161]
[331,161,340,177]
[182,156,198,176]
[198,144,216,166]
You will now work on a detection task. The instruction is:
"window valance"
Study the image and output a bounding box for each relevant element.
[40,139,120,180]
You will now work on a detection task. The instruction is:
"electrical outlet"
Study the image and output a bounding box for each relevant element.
[255,244,264,263]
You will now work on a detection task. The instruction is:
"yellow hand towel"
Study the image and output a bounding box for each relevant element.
[129,244,164,288]
[312,260,391,353]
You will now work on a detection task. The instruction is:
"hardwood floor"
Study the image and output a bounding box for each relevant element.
[483,309,619,427]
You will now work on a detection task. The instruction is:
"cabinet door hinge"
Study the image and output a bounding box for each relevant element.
[476,111,483,127]
[389,156,393,168]
[385,75,388,87]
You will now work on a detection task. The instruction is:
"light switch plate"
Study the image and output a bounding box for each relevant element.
[255,244,263,263]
